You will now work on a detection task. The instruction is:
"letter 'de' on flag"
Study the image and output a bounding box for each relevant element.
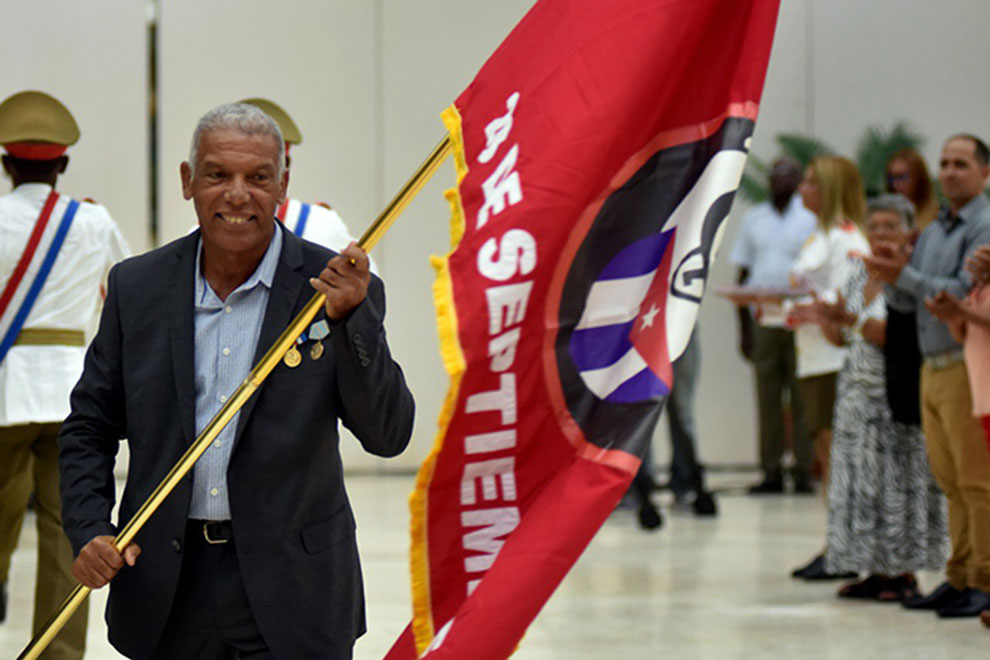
[386,1,780,658]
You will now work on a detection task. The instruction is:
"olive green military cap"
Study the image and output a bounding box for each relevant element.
[239,97,302,145]
[0,90,80,148]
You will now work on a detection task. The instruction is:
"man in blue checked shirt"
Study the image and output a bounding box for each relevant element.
[58,102,414,660]
[864,133,990,619]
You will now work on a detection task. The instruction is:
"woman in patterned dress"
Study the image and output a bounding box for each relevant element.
[814,194,948,600]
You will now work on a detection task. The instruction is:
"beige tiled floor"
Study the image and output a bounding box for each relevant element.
[2,473,987,659]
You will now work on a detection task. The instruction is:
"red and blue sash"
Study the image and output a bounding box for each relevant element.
[275,198,312,237]
[0,191,80,363]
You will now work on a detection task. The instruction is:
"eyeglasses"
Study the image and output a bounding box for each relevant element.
[886,173,911,185]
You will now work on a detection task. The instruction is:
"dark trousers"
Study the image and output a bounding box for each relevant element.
[751,325,811,480]
[634,327,704,495]
[148,521,273,660]
[666,328,702,495]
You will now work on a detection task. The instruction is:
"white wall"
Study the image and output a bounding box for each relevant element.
[0,0,149,253]
[156,1,380,242]
[5,0,990,472]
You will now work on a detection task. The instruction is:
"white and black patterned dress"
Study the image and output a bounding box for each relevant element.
[825,262,948,575]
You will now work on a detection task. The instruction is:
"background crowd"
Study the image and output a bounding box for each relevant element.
[729,134,990,628]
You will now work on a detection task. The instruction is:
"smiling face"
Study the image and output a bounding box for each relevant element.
[181,127,287,269]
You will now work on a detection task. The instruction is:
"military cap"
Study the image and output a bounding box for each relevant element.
[0,90,80,160]
[239,97,302,146]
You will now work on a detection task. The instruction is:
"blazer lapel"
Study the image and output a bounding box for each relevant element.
[233,227,308,441]
[168,234,198,446]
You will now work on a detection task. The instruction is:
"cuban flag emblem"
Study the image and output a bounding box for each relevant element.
[553,116,753,455]
[569,228,677,404]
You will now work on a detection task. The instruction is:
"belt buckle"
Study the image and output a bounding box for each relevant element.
[202,522,228,545]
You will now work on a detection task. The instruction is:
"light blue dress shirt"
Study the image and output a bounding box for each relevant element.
[729,194,817,288]
[188,225,283,520]
[887,194,990,357]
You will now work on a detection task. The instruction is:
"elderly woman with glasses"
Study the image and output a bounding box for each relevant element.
[810,194,949,601]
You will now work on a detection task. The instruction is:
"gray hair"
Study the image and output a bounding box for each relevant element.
[867,193,915,229]
[187,102,285,177]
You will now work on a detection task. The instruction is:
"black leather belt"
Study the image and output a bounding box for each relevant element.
[190,519,233,545]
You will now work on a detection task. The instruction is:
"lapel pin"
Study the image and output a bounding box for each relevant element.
[284,345,302,368]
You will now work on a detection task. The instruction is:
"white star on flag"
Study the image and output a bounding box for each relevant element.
[640,303,660,329]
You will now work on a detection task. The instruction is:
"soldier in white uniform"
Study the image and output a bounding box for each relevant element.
[239,98,377,273]
[0,91,129,658]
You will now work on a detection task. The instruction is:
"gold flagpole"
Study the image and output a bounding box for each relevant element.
[17,135,452,660]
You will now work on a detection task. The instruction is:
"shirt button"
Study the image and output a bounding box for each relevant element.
[225,306,233,314]
[223,347,231,356]
[210,488,219,496]
[214,440,222,448]
[219,394,228,403]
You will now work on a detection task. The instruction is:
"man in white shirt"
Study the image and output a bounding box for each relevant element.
[0,91,129,658]
[729,158,816,494]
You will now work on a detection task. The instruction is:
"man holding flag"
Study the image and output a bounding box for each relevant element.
[388,1,781,657]
[58,102,414,659]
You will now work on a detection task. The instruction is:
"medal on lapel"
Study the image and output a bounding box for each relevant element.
[307,319,330,362]
[284,345,302,368]
[286,324,312,368]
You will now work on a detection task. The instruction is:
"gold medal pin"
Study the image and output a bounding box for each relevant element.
[284,345,302,368]
[310,341,324,361]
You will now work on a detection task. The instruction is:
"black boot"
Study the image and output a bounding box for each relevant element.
[692,490,718,516]
[791,554,857,580]
[631,469,663,531]
[637,500,663,530]
[748,474,784,494]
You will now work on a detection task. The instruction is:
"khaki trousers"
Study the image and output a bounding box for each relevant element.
[920,362,990,592]
[0,423,88,660]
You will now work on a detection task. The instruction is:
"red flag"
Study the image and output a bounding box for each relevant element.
[387,1,780,657]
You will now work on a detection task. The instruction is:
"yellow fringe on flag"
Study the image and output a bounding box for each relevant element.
[408,104,469,655]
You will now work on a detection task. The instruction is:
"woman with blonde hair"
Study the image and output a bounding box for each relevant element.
[788,155,870,580]
[885,147,939,231]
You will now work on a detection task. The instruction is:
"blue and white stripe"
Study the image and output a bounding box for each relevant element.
[568,230,673,403]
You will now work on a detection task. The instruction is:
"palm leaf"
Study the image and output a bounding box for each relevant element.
[775,134,833,167]
[739,153,770,203]
[739,171,770,204]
